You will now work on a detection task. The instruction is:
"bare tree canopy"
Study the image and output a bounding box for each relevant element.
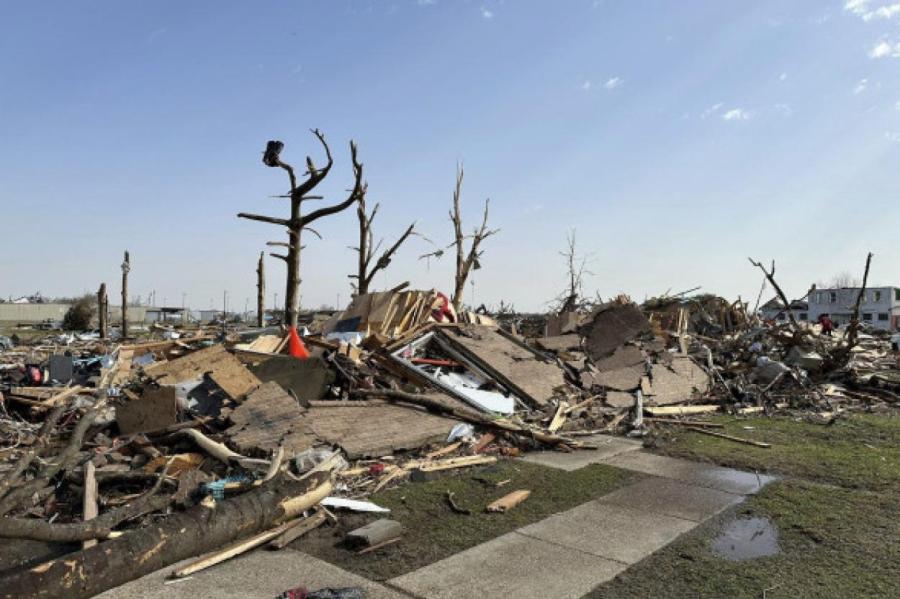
[237,130,364,327]
[349,184,420,296]
[448,164,499,312]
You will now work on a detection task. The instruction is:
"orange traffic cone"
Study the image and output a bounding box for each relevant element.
[287,326,309,359]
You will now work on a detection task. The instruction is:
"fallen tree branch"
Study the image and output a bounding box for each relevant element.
[0,457,175,542]
[0,472,333,599]
[0,406,100,516]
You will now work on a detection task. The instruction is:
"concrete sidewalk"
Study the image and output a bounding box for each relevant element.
[389,439,774,599]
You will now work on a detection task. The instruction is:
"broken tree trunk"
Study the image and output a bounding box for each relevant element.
[97,283,108,339]
[257,251,265,328]
[0,472,332,599]
[121,251,130,339]
[449,164,499,312]
[352,188,418,295]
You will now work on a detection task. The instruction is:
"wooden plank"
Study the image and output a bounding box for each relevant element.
[486,490,531,513]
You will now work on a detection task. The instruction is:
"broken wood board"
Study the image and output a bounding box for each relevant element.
[145,344,260,401]
[643,357,710,406]
[534,334,581,352]
[249,356,333,404]
[486,490,531,513]
[226,381,316,456]
[583,365,644,392]
[116,386,178,435]
[439,325,567,406]
[306,400,459,459]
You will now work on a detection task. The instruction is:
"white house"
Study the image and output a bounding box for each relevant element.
[807,286,900,331]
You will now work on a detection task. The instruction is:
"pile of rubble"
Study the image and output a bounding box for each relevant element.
[0,286,897,597]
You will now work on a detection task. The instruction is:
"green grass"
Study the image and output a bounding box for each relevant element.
[649,413,900,491]
[586,412,900,598]
[586,478,900,599]
[297,460,637,581]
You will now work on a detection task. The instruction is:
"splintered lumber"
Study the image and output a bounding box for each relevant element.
[644,405,720,416]
[0,472,332,599]
[81,462,98,549]
[547,402,568,432]
[268,510,327,550]
[414,455,496,472]
[425,441,463,459]
[686,426,771,448]
[486,490,531,513]
[172,517,307,577]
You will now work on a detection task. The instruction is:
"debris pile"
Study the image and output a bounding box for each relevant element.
[1,278,897,597]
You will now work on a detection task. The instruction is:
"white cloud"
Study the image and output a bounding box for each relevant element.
[722,108,751,121]
[845,0,900,20]
[604,76,623,90]
[480,6,493,19]
[853,78,869,94]
[581,80,592,91]
[779,72,788,81]
[895,100,900,110]
[701,102,724,119]
[885,131,900,142]
[417,0,436,5]
[870,40,900,57]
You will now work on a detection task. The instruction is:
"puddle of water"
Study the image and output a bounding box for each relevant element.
[711,517,780,561]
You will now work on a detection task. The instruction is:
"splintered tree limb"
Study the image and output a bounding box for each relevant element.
[236,213,291,227]
[300,141,364,227]
[748,258,799,331]
[0,472,333,599]
[0,407,100,516]
[0,488,171,542]
[0,405,65,499]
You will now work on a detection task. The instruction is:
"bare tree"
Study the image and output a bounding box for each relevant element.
[820,271,861,288]
[748,257,799,331]
[349,185,418,296]
[553,229,593,313]
[238,130,364,327]
[448,165,499,312]
[256,252,265,328]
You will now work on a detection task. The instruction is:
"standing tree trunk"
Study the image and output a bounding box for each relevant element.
[449,165,499,312]
[97,283,108,339]
[256,252,265,328]
[120,251,130,339]
[351,188,417,296]
[238,131,364,328]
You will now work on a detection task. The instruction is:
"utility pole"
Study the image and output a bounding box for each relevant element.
[257,251,265,328]
[121,251,130,339]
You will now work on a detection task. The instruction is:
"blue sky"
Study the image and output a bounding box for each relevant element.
[1,0,899,312]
